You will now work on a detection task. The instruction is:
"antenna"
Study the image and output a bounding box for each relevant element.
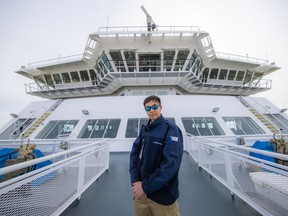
[106,16,109,27]
[141,5,157,31]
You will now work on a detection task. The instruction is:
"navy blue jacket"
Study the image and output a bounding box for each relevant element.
[130,115,183,205]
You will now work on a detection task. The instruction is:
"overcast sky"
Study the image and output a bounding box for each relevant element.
[0,0,287,128]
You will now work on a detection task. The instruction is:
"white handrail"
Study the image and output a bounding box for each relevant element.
[215,52,269,65]
[0,139,110,216]
[186,133,288,216]
[96,26,202,34]
[0,139,108,176]
[187,134,288,161]
[24,54,83,69]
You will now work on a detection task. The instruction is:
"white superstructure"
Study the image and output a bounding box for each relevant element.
[0,8,287,152]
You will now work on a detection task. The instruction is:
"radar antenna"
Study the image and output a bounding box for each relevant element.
[141,5,157,31]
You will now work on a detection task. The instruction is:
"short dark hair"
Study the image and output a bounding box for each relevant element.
[143,95,161,107]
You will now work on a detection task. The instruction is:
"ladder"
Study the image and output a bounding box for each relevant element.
[248,107,279,133]
[238,96,279,134]
[22,112,52,139]
[21,99,63,139]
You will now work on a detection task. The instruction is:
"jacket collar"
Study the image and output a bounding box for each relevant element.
[147,114,164,129]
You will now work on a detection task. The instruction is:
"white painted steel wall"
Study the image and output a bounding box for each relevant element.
[2,95,285,151]
[30,95,273,137]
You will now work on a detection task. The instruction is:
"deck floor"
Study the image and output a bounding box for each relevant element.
[62,152,261,216]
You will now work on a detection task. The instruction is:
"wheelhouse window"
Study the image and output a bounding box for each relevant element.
[33,75,46,90]
[219,69,228,80]
[33,75,45,84]
[236,71,245,81]
[125,118,175,138]
[44,74,55,89]
[186,50,203,76]
[35,120,79,139]
[110,50,125,72]
[89,69,98,85]
[99,52,113,74]
[223,117,266,135]
[186,50,197,71]
[191,58,203,76]
[52,74,62,84]
[209,68,219,79]
[174,49,189,71]
[252,72,262,84]
[139,54,161,72]
[202,68,209,83]
[61,72,71,83]
[80,70,89,81]
[124,50,136,72]
[244,71,253,85]
[227,70,237,81]
[182,117,225,136]
[163,50,175,71]
[71,71,80,82]
[78,119,121,138]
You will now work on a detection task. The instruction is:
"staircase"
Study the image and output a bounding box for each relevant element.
[22,112,52,139]
[21,99,63,139]
[238,96,279,134]
[248,107,279,134]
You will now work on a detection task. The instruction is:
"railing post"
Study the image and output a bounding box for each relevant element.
[105,145,110,171]
[77,149,86,200]
[224,146,235,200]
[197,139,203,171]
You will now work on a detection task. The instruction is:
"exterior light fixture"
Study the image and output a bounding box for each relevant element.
[212,107,220,112]
[10,113,18,118]
[82,110,89,115]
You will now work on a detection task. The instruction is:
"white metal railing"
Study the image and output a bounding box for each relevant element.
[96,26,202,35]
[215,52,269,65]
[23,54,83,69]
[185,134,288,216]
[250,79,272,89]
[204,78,272,89]
[0,140,110,216]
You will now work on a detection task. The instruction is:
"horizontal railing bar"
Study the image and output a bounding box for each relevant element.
[0,139,109,175]
[0,151,81,189]
[187,133,288,161]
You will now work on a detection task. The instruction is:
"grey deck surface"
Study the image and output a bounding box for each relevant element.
[62,152,261,216]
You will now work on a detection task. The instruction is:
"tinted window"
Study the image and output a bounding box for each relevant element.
[78,119,121,138]
[125,118,149,138]
[223,117,265,135]
[125,118,175,138]
[182,117,225,136]
[36,120,79,139]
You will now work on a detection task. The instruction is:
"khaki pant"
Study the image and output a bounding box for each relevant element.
[134,197,180,216]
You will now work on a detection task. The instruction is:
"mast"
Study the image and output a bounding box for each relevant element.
[141,5,156,31]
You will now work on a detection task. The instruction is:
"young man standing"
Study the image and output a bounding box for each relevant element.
[130,95,183,216]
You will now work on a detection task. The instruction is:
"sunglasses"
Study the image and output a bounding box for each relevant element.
[145,104,159,112]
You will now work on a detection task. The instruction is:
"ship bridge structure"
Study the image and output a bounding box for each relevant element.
[16,25,280,99]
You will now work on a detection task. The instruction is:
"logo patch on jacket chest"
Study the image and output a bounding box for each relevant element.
[153,141,163,146]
